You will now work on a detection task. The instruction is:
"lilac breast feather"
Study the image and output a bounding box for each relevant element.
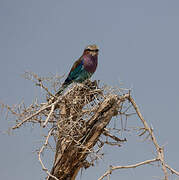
[83,54,98,73]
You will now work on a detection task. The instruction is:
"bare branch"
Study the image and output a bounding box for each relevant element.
[36,79,55,98]
[165,164,179,176]
[38,128,59,180]
[98,158,159,180]
[12,103,51,129]
[127,95,169,180]
[103,128,127,144]
[43,104,55,128]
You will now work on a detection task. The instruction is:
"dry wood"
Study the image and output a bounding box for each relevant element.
[46,79,128,180]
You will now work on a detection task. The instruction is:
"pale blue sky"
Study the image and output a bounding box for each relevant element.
[1,0,179,179]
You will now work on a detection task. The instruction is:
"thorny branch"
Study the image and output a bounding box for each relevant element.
[98,158,160,180]
[128,96,168,180]
[1,72,179,180]
[38,128,59,180]
[103,128,127,146]
[43,104,55,127]
[98,95,179,180]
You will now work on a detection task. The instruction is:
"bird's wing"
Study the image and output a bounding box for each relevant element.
[69,56,83,74]
[63,57,84,85]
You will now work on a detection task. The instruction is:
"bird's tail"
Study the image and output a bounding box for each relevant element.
[55,83,68,96]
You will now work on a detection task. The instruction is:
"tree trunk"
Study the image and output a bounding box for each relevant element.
[48,82,125,180]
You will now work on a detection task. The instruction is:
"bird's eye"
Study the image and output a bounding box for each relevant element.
[86,49,99,52]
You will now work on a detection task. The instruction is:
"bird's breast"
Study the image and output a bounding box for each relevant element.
[83,55,98,73]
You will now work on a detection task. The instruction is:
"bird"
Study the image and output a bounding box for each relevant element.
[56,44,99,96]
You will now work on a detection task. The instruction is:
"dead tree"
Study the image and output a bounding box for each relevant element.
[47,81,127,180]
[2,72,179,180]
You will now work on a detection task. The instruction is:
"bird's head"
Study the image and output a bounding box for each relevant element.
[84,44,99,56]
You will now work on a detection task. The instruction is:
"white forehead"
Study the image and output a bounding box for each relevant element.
[85,44,99,50]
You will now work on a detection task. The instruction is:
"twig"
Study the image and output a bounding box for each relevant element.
[98,158,159,180]
[43,104,55,128]
[103,128,127,142]
[38,128,59,180]
[12,95,62,130]
[12,103,51,129]
[165,164,179,176]
[37,80,56,98]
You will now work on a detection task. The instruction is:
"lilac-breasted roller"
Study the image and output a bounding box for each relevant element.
[56,44,99,95]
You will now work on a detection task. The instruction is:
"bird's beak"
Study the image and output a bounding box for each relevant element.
[93,52,98,56]
[94,49,99,56]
